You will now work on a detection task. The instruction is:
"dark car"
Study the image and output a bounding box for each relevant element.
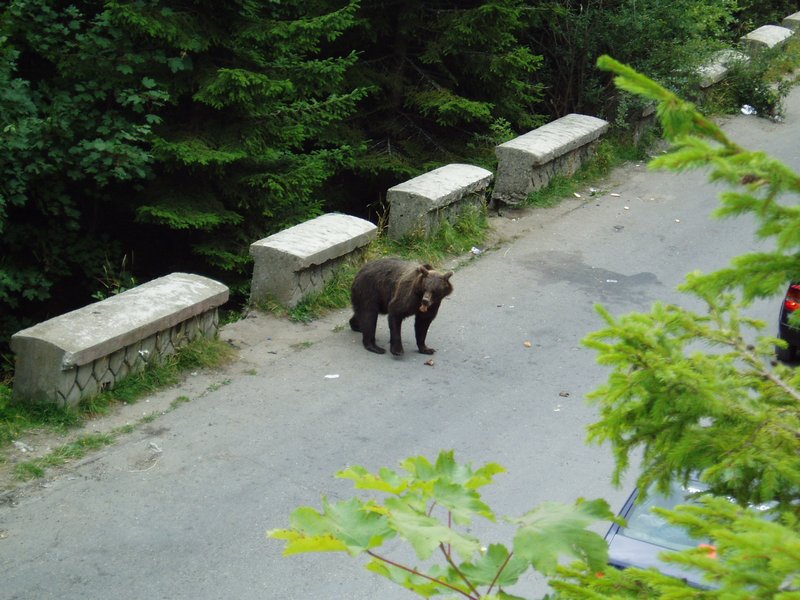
[777,283,800,362]
[605,480,714,589]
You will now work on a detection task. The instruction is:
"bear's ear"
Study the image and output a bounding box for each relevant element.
[444,271,454,281]
[418,265,430,276]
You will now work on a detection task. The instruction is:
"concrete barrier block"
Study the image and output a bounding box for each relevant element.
[782,12,800,32]
[250,213,377,307]
[492,113,609,206]
[11,273,229,406]
[387,164,493,240]
[740,25,794,52]
[697,49,749,88]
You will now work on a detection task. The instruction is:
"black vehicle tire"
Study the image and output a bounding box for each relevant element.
[776,342,797,363]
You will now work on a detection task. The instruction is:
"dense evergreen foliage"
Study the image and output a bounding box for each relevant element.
[1,0,797,364]
[0,0,367,357]
[330,0,545,219]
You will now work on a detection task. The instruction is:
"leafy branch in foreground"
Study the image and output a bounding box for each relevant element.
[545,57,800,597]
[589,55,800,512]
[269,450,615,599]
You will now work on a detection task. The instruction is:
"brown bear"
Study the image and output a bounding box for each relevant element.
[349,258,453,356]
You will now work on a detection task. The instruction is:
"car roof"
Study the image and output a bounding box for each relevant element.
[605,479,713,589]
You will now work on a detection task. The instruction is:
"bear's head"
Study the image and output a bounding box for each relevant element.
[415,265,453,313]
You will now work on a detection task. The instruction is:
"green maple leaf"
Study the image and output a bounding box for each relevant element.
[400,450,504,487]
[511,498,613,575]
[458,543,529,587]
[268,497,392,556]
[464,461,507,490]
[337,465,408,494]
[401,454,438,481]
[433,480,495,524]
[268,529,348,554]
[433,450,506,489]
[386,497,481,560]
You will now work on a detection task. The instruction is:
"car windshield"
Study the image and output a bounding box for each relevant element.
[622,481,710,551]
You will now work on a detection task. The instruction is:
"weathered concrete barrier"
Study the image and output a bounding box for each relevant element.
[784,12,800,32]
[387,163,493,240]
[491,113,609,207]
[697,49,749,88]
[629,104,657,145]
[250,213,377,307]
[740,24,794,52]
[11,273,229,407]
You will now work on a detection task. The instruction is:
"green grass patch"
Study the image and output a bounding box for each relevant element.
[139,412,159,424]
[288,261,362,323]
[170,395,191,409]
[206,379,231,393]
[525,136,652,208]
[174,337,237,371]
[763,36,800,83]
[0,383,82,445]
[1,337,236,479]
[79,338,236,415]
[14,433,115,480]
[376,203,489,265]
[14,462,44,480]
[525,174,580,208]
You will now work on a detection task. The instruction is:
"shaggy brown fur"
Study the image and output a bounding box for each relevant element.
[349,258,453,356]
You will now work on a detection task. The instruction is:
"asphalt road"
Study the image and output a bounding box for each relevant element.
[2,87,799,600]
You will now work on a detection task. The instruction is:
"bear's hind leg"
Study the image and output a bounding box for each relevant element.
[360,310,385,354]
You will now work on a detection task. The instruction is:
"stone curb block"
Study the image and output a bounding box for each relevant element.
[11,273,229,406]
[491,113,609,206]
[249,213,378,307]
[740,24,794,52]
[387,163,493,240]
[784,12,800,32]
[697,49,749,88]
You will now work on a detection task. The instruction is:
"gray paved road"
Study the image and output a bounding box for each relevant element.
[2,88,799,600]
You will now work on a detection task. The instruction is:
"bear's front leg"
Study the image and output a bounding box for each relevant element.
[388,314,405,356]
[414,309,437,354]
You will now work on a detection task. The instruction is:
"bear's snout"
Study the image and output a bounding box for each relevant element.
[419,291,434,312]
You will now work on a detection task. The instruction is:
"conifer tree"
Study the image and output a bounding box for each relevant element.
[111,0,369,272]
[329,0,545,214]
[0,0,366,346]
[550,55,800,598]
